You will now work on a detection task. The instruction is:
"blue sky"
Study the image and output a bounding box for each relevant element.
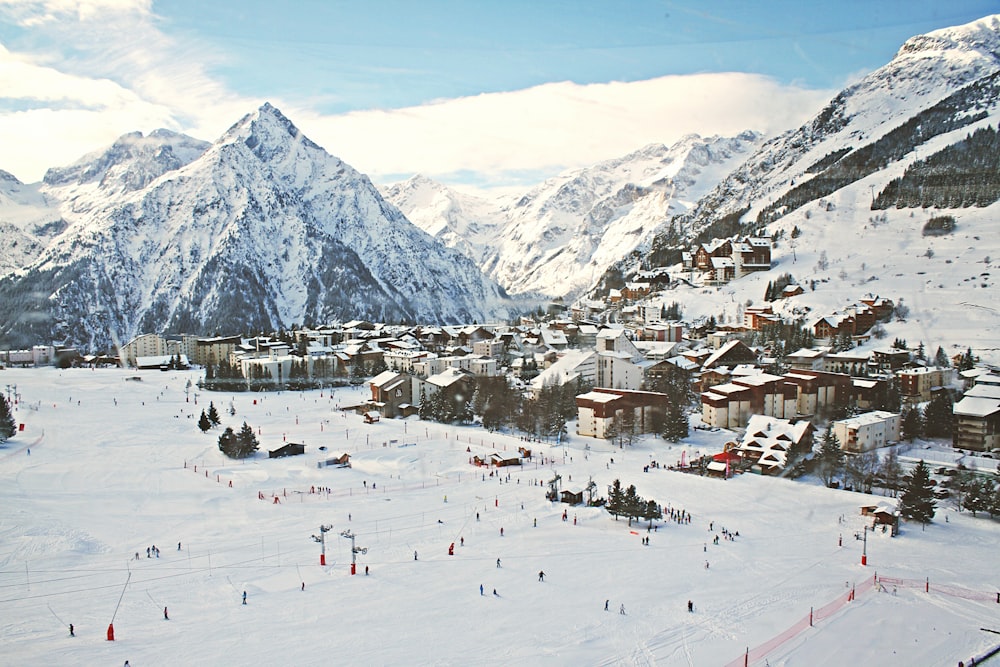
[0,1,997,189]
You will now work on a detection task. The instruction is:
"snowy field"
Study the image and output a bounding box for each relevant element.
[1,367,998,666]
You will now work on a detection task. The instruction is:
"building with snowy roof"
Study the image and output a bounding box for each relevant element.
[953,378,1000,452]
[575,388,670,439]
[833,411,900,453]
[735,415,813,475]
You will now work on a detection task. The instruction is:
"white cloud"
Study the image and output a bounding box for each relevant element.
[0,0,252,180]
[0,2,834,190]
[296,74,835,190]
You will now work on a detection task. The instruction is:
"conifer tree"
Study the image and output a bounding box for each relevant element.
[662,400,689,442]
[198,410,212,432]
[623,484,642,526]
[0,394,15,443]
[643,499,662,529]
[817,425,845,487]
[207,401,221,426]
[922,392,954,439]
[901,406,923,442]
[962,477,993,517]
[235,421,259,458]
[899,460,936,525]
[607,479,624,521]
[217,427,238,458]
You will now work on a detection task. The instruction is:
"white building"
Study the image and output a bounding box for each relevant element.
[833,411,900,453]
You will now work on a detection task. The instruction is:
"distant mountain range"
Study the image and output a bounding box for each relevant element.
[1,14,999,352]
[0,105,516,350]
[384,132,761,300]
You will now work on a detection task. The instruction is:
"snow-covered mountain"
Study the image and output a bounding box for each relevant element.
[612,14,1000,363]
[0,170,66,275]
[0,104,514,350]
[645,14,1000,246]
[385,132,761,300]
[381,174,502,262]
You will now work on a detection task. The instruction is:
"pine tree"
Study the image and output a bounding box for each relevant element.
[922,393,954,439]
[0,394,16,443]
[607,479,624,521]
[901,407,923,442]
[235,421,259,458]
[217,427,239,458]
[643,499,662,529]
[623,484,642,526]
[207,401,221,426]
[962,477,993,517]
[934,346,950,368]
[198,410,212,432]
[662,400,688,442]
[817,425,845,487]
[899,460,936,525]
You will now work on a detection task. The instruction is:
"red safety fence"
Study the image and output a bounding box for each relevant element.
[724,572,1000,667]
[876,575,1000,604]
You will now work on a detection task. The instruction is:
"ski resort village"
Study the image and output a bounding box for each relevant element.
[3,7,1000,667]
[2,267,1000,665]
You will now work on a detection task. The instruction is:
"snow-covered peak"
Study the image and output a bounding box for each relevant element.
[895,14,1000,61]
[218,102,323,165]
[42,129,209,197]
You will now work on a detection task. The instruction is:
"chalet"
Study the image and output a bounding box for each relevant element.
[135,354,190,370]
[781,284,804,298]
[859,295,894,320]
[734,415,813,475]
[560,490,584,505]
[824,350,871,376]
[269,443,306,459]
[861,503,899,535]
[694,239,732,270]
[641,322,683,343]
[369,371,426,419]
[622,282,652,301]
[707,256,736,284]
[702,339,757,370]
[813,317,839,341]
[363,411,381,424]
[782,370,852,417]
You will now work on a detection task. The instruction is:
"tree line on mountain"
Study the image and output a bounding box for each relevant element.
[873,125,1000,210]
[755,71,999,225]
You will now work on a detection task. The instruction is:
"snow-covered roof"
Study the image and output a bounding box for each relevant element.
[736,415,811,469]
[966,384,1000,400]
[577,391,620,404]
[369,370,400,388]
[835,411,898,428]
[703,339,748,369]
[953,396,1000,418]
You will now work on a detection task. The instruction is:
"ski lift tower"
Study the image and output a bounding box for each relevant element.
[340,529,367,575]
[312,524,333,565]
[546,474,562,502]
